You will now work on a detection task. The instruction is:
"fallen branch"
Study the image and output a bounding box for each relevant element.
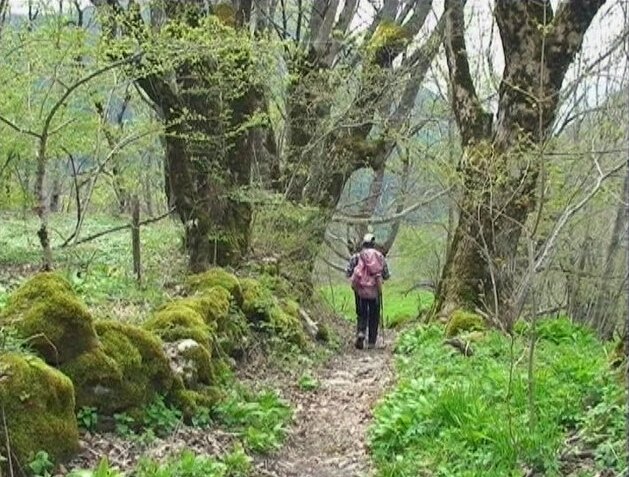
[331,187,451,225]
[444,338,474,357]
[402,279,437,295]
[60,208,174,248]
[298,308,319,340]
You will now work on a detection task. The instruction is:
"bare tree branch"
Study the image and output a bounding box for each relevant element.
[333,187,451,225]
[443,0,492,146]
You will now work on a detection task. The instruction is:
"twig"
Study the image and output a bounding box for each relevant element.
[331,188,451,225]
[2,405,14,477]
[62,209,174,247]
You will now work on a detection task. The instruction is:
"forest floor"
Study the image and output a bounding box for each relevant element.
[65,326,397,477]
[252,337,396,477]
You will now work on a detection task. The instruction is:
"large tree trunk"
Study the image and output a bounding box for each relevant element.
[91,1,256,272]
[163,108,253,272]
[435,0,607,324]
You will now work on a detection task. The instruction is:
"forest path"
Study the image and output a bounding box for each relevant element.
[253,338,396,477]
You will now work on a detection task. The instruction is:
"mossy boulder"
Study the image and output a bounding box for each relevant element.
[445,310,486,338]
[215,308,250,358]
[163,339,214,389]
[0,353,79,472]
[186,268,243,306]
[240,277,274,323]
[0,273,98,364]
[144,304,215,347]
[60,347,122,412]
[268,300,308,348]
[183,287,232,324]
[62,321,175,415]
[172,387,224,421]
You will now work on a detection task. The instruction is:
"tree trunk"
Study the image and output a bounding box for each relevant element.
[35,138,53,270]
[435,0,608,322]
[588,171,629,337]
[163,106,253,272]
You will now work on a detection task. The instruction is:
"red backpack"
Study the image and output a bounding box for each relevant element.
[351,248,385,299]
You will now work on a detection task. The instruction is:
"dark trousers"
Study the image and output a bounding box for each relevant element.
[354,290,380,344]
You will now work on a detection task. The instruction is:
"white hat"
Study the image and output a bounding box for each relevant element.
[362,233,375,244]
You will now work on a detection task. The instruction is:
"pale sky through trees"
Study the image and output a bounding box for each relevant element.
[8,0,628,120]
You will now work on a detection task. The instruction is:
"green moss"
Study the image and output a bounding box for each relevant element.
[184,286,232,324]
[6,272,73,303]
[0,353,79,470]
[186,268,243,306]
[96,321,174,394]
[172,387,224,420]
[1,273,98,364]
[240,277,275,323]
[368,20,410,57]
[445,310,486,338]
[165,339,215,388]
[145,305,215,347]
[216,308,250,358]
[269,301,308,348]
[60,347,123,412]
[62,322,175,415]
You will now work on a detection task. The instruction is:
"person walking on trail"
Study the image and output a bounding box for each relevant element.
[346,233,390,350]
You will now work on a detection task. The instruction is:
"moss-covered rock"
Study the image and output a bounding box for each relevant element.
[163,339,214,389]
[62,321,175,415]
[268,300,308,348]
[240,277,274,323]
[0,353,79,472]
[144,304,215,347]
[172,387,224,421]
[184,287,232,324]
[216,308,250,358]
[60,347,122,412]
[186,268,243,306]
[0,273,98,364]
[7,272,73,302]
[445,310,486,338]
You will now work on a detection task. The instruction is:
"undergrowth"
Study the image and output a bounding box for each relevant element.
[215,386,292,453]
[369,318,626,477]
[0,213,184,319]
[65,447,252,477]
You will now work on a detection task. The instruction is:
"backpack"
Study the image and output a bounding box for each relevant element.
[351,248,385,299]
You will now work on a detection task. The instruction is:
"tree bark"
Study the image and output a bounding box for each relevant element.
[92,1,256,272]
[435,0,607,322]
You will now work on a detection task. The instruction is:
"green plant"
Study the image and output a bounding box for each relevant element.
[191,407,212,428]
[77,406,98,432]
[143,395,182,436]
[135,450,227,477]
[221,444,252,477]
[67,457,122,477]
[215,387,292,453]
[113,412,135,437]
[297,373,320,392]
[28,450,54,477]
[369,321,626,476]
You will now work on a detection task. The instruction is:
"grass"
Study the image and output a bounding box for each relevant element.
[368,318,626,477]
[318,280,433,328]
[64,447,252,477]
[0,211,185,320]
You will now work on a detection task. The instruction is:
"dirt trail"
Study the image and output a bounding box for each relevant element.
[254,342,395,477]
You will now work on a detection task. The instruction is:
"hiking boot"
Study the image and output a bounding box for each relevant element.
[355,332,365,350]
[367,342,376,350]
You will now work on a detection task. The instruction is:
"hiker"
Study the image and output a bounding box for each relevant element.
[346,233,390,349]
